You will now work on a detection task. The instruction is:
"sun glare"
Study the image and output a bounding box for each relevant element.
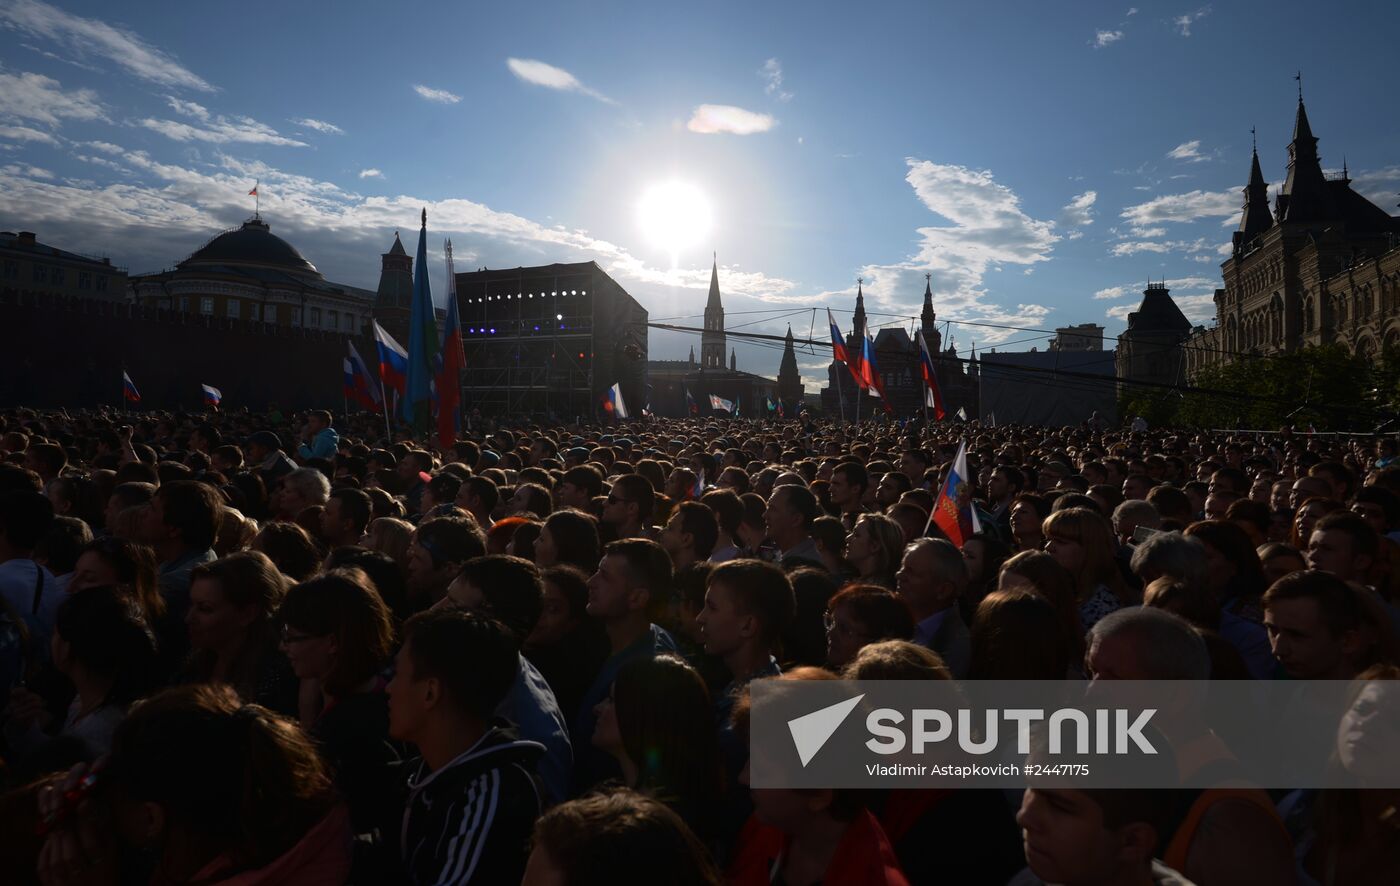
[636,181,713,263]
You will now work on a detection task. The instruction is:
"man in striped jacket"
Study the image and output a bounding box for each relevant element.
[388,608,545,885]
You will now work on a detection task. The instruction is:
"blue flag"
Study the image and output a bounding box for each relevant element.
[402,209,439,431]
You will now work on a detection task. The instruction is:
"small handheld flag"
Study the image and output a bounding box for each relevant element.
[708,394,735,414]
[122,371,141,404]
[201,384,223,408]
[685,387,698,416]
[694,469,705,499]
[606,383,629,419]
[928,440,981,545]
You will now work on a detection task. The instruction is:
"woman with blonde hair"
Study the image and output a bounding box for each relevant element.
[844,514,906,590]
[362,516,415,578]
[1042,507,1131,630]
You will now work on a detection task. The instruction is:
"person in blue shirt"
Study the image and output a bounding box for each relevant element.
[296,410,339,461]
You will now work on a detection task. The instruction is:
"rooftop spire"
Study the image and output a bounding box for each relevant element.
[1238,137,1274,244]
[706,253,722,310]
[853,277,867,339]
[1280,80,1331,223]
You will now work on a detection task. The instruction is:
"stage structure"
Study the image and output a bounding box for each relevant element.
[454,262,647,418]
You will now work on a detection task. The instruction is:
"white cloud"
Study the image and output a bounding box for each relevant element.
[1110,237,1217,257]
[412,84,461,104]
[1167,139,1207,162]
[760,58,792,102]
[1120,188,1238,225]
[139,113,308,148]
[1,163,52,178]
[0,123,61,146]
[1104,281,1216,325]
[0,71,105,127]
[1349,165,1400,207]
[84,140,123,154]
[1175,7,1211,36]
[1060,190,1097,228]
[0,0,213,91]
[1094,286,1131,300]
[358,168,383,179]
[1127,7,1139,15]
[505,58,614,104]
[1094,30,1124,48]
[165,96,210,121]
[806,160,1060,345]
[75,153,124,171]
[293,118,344,135]
[1127,225,1166,237]
[687,104,776,135]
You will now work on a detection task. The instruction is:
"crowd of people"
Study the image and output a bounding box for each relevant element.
[0,405,1397,885]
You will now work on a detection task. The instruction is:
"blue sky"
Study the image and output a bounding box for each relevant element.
[3,0,1398,389]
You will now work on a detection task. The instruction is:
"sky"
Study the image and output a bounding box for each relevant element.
[2,0,1398,391]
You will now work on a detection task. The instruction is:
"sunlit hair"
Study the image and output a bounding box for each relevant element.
[850,513,905,587]
[1041,507,1128,603]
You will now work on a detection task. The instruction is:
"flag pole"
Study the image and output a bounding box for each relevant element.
[834,356,847,424]
[380,376,391,442]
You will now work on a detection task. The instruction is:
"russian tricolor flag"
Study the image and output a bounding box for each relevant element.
[606,383,629,419]
[862,335,893,413]
[928,439,981,545]
[122,371,141,404]
[916,330,947,420]
[373,320,408,397]
[342,358,357,405]
[347,341,381,408]
[201,384,222,408]
[828,308,865,389]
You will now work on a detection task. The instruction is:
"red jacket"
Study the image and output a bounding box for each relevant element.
[727,808,910,886]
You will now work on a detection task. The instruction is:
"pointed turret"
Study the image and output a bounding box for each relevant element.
[778,325,803,415]
[729,347,737,372]
[1236,145,1274,249]
[919,273,941,353]
[853,278,867,340]
[701,253,726,370]
[688,345,695,367]
[375,230,415,318]
[706,252,722,311]
[1277,97,1333,223]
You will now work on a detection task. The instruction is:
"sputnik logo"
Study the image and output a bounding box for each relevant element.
[787,694,864,766]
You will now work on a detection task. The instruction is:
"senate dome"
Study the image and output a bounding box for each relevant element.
[180,218,321,279]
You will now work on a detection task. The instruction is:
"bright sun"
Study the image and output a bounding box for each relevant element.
[637,181,713,261]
